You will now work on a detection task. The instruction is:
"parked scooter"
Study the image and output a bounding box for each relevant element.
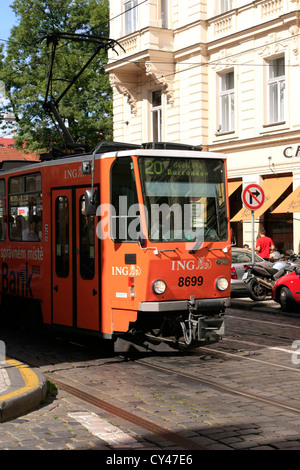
[285,249,300,263]
[243,255,299,301]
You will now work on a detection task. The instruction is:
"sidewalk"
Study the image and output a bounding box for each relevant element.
[230,296,282,314]
[0,358,46,422]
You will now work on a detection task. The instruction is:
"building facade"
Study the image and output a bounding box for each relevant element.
[106,0,300,253]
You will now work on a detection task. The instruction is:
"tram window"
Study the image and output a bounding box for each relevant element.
[9,173,42,242]
[55,196,69,278]
[79,196,95,280]
[111,157,139,242]
[138,157,228,242]
[0,180,6,241]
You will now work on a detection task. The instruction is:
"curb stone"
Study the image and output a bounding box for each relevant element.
[0,359,47,423]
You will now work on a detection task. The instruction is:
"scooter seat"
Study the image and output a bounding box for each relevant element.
[263,267,279,276]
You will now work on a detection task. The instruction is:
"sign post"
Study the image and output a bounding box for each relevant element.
[242,184,265,263]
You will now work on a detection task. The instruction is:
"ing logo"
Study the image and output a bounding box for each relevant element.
[112,266,142,276]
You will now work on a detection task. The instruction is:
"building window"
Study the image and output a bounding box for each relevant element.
[219,71,234,133]
[161,0,168,28]
[267,56,285,124]
[151,90,162,142]
[125,0,138,35]
[220,0,232,13]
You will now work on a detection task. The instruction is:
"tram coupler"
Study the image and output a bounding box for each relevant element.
[180,296,225,346]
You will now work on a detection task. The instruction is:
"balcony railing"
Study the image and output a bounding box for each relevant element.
[208,0,293,41]
[261,0,283,19]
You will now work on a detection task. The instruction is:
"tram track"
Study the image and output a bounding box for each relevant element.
[200,313,300,371]
[199,344,300,373]
[6,309,300,449]
[48,344,300,454]
[221,335,292,349]
[223,312,300,349]
[226,313,300,335]
[49,376,207,451]
[227,314,300,329]
[133,358,300,415]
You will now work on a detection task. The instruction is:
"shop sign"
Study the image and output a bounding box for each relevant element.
[283,146,300,158]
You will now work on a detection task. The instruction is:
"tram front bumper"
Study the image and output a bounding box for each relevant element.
[138,297,228,345]
[138,297,231,313]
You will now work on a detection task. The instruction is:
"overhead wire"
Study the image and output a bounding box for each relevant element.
[1,2,300,118]
[1,3,300,87]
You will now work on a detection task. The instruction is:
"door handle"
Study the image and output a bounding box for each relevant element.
[53,285,58,292]
[93,289,97,296]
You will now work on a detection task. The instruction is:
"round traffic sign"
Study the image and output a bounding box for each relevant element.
[242,184,265,211]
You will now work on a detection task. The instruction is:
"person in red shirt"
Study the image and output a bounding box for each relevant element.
[255,228,275,261]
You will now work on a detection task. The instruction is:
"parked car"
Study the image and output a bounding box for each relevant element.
[231,247,273,297]
[272,268,300,312]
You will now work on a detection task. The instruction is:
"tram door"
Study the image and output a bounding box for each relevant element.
[75,187,99,330]
[52,188,100,330]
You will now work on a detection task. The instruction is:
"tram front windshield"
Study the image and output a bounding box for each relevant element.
[138,157,228,243]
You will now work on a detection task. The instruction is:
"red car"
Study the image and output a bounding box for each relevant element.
[272,268,300,312]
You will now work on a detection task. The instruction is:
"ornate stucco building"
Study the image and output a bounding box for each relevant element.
[106,0,300,252]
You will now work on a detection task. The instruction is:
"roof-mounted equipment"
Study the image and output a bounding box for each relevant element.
[42,32,124,160]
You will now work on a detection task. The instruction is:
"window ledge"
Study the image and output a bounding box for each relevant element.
[215,130,235,137]
[260,121,289,135]
[262,121,286,128]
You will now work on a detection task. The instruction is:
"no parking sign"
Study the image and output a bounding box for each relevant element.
[242,184,265,262]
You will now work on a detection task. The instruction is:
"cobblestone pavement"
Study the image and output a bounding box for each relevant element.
[1,307,300,451]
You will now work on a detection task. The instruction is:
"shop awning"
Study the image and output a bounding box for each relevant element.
[272,185,300,213]
[228,180,242,197]
[230,176,292,222]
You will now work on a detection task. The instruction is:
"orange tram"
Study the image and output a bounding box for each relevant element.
[0,141,231,351]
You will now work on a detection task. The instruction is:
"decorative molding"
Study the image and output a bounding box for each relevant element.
[109,74,138,115]
[210,49,237,71]
[145,61,175,106]
[289,25,300,57]
[290,0,300,7]
[258,32,288,57]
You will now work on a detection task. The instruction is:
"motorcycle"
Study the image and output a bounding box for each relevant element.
[242,257,299,301]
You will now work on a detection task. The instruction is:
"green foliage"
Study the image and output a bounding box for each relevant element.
[0,0,113,154]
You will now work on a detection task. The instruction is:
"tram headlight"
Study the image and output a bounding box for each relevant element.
[216,277,229,291]
[153,279,166,295]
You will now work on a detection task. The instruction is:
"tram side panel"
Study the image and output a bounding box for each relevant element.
[48,160,102,331]
[0,160,100,331]
[0,169,49,325]
[0,150,231,347]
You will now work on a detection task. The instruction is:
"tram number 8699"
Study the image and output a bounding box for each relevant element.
[178,276,203,287]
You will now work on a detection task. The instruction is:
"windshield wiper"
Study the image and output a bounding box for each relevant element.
[188,236,202,254]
